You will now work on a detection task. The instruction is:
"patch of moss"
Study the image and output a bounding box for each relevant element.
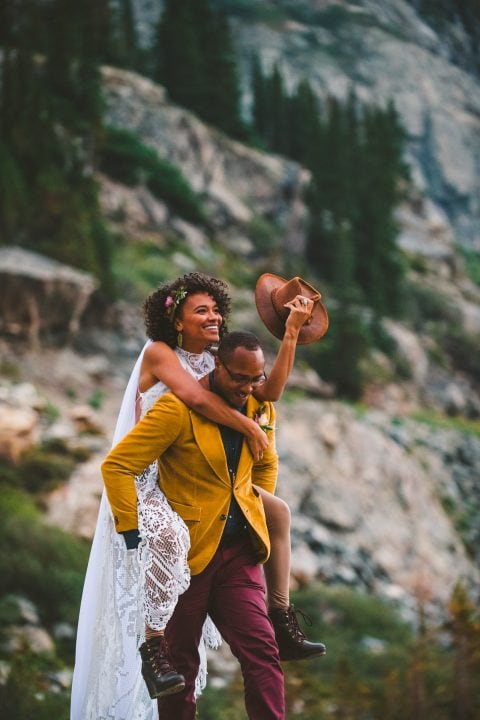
[99,126,206,226]
[411,411,480,437]
[0,651,70,720]
[459,246,480,286]
[0,438,91,494]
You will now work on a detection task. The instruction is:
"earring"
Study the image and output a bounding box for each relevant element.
[177,331,183,348]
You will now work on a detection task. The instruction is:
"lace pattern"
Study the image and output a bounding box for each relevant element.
[136,462,191,632]
[81,496,154,720]
[136,348,215,634]
[135,349,221,696]
[71,346,220,720]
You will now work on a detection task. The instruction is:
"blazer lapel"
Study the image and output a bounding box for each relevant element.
[235,396,260,479]
[190,410,230,485]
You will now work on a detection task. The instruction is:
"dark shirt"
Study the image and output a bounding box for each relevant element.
[209,371,248,538]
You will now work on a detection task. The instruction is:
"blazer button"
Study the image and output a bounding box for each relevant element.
[220,514,227,521]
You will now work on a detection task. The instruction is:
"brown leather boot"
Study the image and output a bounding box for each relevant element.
[139,636,185,699]
[269,604,326,661]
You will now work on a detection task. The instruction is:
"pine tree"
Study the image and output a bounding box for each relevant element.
[266,64,289,154]
[156,0,204,112]
[0,0,113,288]
[306,96,353,281]
[121,0,138,69]
[155,0,243,137]
[251,54,268,141]
[202,11,243,136]
[287,79,321,166]
[354,102,407,315]
[448,583,480,720]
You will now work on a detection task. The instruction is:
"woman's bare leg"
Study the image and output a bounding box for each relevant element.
[255,486,291,610]
[256,486,327,661]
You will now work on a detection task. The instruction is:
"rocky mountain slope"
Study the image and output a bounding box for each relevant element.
[132,0,480,248]
[101,65,310,257]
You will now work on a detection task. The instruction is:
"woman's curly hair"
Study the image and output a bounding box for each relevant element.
[143,272,231,348]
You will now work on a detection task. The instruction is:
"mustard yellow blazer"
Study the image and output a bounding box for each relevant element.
[102,393,278,575]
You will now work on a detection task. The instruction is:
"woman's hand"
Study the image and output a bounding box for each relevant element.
[245,419,269,462]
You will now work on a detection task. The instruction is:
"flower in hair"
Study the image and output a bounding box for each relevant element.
[165,288,188,319]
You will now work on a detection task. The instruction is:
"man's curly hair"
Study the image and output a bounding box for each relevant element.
[143,272,231,348]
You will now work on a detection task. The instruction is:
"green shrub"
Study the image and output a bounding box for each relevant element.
[112,237,183,301]
[6,447,74,494]
[0,488,89,627]
[405,282,460,329]
[302,301,373,399]
[0,438,91,493]
[411,410,480,437]
[459,246,480,286]
[41,402,61,422]
[0,360,21,381]
[88,389,105,410]
[246,215,279,253]
[213,0,286,24]
[99,126,206,225]
[443,327,480,383]
[0,651,69,720]
[408,253,429,274]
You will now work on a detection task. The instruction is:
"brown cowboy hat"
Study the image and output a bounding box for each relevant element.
[255,273,329,345]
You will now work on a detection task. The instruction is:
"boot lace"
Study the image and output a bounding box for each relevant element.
[285,605,313,643]
[144,636,175,675]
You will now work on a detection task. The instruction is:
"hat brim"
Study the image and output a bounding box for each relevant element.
[255,273,329,345]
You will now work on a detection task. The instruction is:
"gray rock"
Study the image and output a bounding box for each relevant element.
[0,595,40,626]
[102,66,310,252]
[0,404,39,462]
[4,626,55,655]
[275,399,480,617]
[0,247,98,345]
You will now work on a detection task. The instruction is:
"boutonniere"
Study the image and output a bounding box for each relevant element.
[253,404,274,432]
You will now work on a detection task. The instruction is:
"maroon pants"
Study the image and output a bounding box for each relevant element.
[158,537,285,720]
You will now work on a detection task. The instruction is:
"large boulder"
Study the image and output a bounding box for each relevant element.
[0,404,39,462]
[0,247,98,345]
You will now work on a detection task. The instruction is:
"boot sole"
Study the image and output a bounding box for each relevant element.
[280,647,327,662]
[146,680,186,700]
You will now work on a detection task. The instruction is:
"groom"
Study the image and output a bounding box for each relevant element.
[103,331,285,719]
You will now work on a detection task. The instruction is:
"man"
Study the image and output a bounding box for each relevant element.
[102,331,285,720]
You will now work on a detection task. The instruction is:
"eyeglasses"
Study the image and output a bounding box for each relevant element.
[219,359,266,387]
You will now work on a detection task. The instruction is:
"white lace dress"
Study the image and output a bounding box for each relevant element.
[70,345,219,720]
[136,348,216,633]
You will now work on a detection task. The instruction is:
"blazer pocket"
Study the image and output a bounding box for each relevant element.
[169,500,201,539]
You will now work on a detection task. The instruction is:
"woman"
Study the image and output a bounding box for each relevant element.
[71,272,321,720]
[136,273,322,693]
